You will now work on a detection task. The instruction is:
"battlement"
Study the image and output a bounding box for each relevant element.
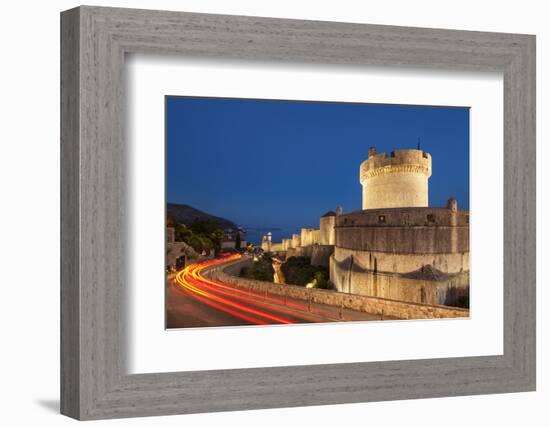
[360,148,432,209]
[360,149,431,182]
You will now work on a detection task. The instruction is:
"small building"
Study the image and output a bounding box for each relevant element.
[166,227,200,270]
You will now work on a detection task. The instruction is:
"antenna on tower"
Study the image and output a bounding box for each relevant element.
[417,137,421,150]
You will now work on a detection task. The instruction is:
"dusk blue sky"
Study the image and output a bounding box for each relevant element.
[166,96,469,238]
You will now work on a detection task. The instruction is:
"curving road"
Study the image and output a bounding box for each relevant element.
[166,254,384,329]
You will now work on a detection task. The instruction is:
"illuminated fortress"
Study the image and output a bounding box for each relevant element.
[264,147,469,308]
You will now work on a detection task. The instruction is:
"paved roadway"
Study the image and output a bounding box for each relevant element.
[166,254,387,329]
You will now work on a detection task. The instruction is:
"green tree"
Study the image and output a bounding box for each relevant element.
[189,219,221,235]
[312,271,331,289]
[198,235,214,255]
[168,218,225,256]
[240,254,274,282]
[187,235,204,253]
[281,256,331,288]
[174,224,191,242]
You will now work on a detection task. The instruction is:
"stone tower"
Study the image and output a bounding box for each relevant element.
[319,211,336,245]
[261,232,272,251]
[360,147,432,209]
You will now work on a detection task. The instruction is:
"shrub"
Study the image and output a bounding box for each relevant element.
[281,257,330,288]
[240,255,274,282]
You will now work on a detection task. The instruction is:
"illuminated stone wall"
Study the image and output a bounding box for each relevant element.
[208,258,469,319]
[282,238,291,250]
[335,206,469,256]
[311,245,335,267]
[330,255,469,307]
[319,213,336,245]
[270,242,284,252]
[300,227,320,246]
[330,204,470,307]
[291,233,301,249]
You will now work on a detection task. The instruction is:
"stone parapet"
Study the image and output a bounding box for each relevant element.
[203,257,469,320]
[360,149,432,179]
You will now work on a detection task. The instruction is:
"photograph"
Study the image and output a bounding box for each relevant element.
[165,96,470,329]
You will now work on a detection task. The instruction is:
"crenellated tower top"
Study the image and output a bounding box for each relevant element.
[360,148,432,209]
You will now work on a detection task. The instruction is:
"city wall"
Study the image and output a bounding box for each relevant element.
[319,214,336,245]
[205,258,468,320]
[272,223,334,267]
[286,245,313,259]
[311,245,335,267]
[270,242,284,252]
[330,252,469,306]
[333,246,469,277]
[330,206,470,306]
[284,244,334,268]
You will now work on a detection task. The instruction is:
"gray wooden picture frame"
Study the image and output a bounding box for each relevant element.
[60,5,536,420]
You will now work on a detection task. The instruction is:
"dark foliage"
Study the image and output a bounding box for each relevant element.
[235,232,241,250]
[170,218,224,255]
[240,254,274,282]
[281,256,332,288]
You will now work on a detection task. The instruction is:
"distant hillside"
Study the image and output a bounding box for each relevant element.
[167,203,237,230]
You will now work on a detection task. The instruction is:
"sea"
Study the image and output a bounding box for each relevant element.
[243,227,299,246]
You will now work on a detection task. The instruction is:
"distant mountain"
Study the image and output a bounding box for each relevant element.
[167,203,237,230]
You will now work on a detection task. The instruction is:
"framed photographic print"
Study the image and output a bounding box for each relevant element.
[61,6,536,420]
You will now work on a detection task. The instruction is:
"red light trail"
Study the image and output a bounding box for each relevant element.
[174,254,317,326]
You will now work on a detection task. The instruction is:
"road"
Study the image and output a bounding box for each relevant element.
[166,254,386,329]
